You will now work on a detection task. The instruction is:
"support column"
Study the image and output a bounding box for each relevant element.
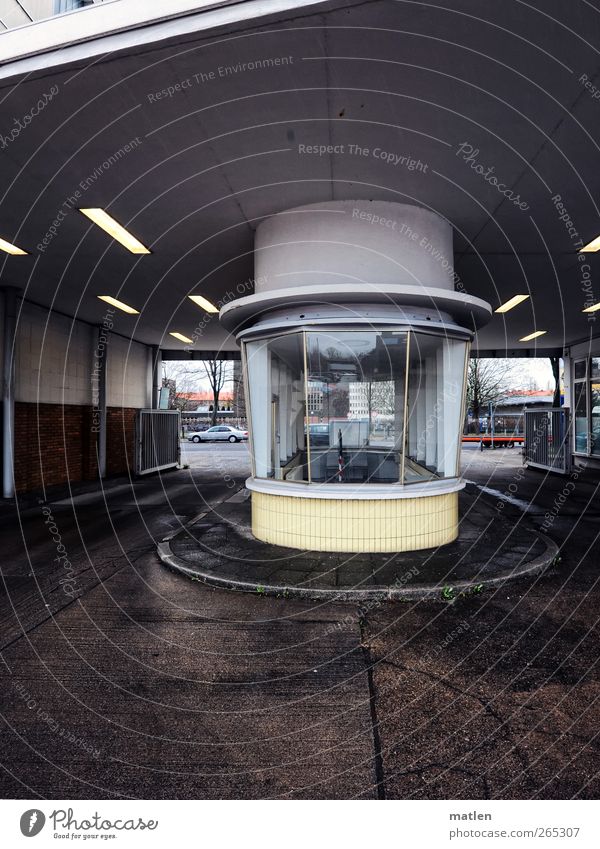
[2,288,17,499]
[151,345,161,410]
[94,325,108,479]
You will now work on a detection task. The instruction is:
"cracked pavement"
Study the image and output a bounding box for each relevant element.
[0,443,598,799]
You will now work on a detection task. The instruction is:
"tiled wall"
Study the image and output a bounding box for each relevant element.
[15,303,93,406]
[107,334,150,409]
[251,490,459,552]
[10,302,151,493]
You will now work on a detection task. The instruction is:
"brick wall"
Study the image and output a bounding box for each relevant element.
[14,402,138,493]
[106,407,137,477]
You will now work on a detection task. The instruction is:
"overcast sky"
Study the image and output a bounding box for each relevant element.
[165,356,558,394]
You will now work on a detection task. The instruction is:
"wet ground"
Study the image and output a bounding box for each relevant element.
[0,443,598,799]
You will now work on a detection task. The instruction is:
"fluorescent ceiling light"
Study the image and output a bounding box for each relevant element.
[495,294,529,313]
[188,295,218,314]
[97,295,139,314]
[0,237,27,255]
[582,302,600,313]
[580,234,600,253]
[80,209,150,254]
[519,330,547,342]
[169,332,194,344]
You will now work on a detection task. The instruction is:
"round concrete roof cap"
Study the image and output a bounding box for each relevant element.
[220,283,492,334]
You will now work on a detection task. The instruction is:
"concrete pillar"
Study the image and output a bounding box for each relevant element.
[151,345,161,409]
[95,325,108,479]
[2,288,17,499]
[254,200,455,293]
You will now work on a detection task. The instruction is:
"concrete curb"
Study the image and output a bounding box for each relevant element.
[157,507,560,603]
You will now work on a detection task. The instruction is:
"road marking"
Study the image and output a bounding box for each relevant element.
[464,479,532,512]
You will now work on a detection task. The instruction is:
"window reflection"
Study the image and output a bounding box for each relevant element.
[406,334,466,481]
[244,329,468,484]
[306,331,406,483]
[591,382,600,456]
[245,334,306,480]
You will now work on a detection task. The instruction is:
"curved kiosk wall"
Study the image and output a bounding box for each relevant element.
[220,201,491,552]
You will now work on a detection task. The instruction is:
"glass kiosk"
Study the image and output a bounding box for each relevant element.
[220,201,491,552]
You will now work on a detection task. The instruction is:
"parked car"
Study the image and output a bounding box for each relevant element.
[308,424,330,447]
[188,425,249,443]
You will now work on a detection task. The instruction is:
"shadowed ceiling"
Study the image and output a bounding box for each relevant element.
[1,0,599,355]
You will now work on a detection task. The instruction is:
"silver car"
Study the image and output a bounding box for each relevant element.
[188,425,248,443]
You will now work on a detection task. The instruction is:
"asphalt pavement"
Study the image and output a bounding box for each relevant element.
[0,443,598,799]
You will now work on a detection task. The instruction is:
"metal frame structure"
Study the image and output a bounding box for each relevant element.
[524,408,572,475]
[242,325,469,487]
[135,409,181,475]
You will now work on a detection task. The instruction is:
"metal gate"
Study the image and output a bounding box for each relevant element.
[136,409,181,475]
[524,408,571,474]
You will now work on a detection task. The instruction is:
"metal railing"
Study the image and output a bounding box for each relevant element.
[524,408,571,474]
[135,409,181,475]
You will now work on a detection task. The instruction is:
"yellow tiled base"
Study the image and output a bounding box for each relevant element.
[251,491,459,552]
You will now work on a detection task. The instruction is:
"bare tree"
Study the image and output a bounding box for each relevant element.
[231,360,246,421]
[201,359,229,426]
[328,386,350,418]
[466,358,524,431]
[352,380,395,430]
[369,380,395,415]
[161,362,202,411]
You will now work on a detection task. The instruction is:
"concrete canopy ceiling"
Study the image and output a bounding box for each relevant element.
[1,0,600,355]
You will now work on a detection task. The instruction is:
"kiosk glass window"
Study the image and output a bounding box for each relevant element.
[305,331,408,483]
[590,358,600,456]
[573,359,588,454]
[405,333,467,481]
[591,376,600,457]
[244,334,307,480]
[244,328,468,485]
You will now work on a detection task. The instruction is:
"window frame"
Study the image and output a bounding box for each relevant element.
[242,325,469,486]
[573,357,591,456]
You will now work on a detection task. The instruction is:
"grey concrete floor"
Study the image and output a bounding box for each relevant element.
[164,486,554,598]
[0,444,598,799]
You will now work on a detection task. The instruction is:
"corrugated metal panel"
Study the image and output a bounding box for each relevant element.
[136,409,180,475]
[524,409,571,474]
